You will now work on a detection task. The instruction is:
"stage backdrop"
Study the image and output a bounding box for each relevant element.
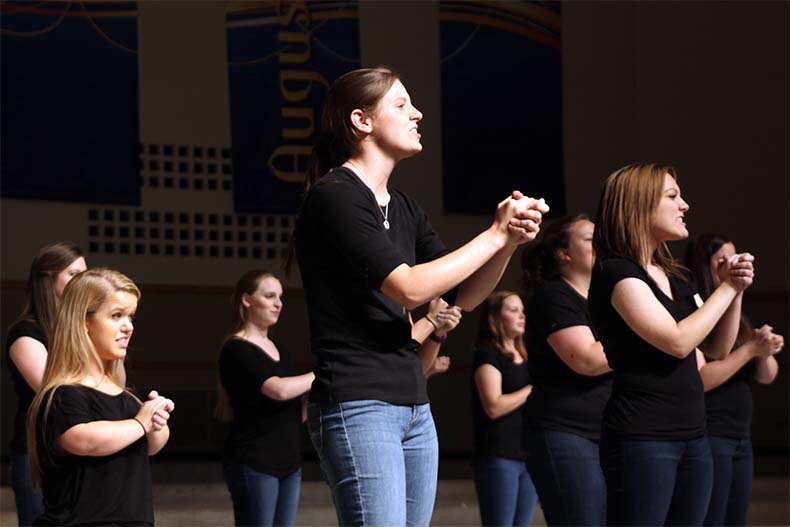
[439,1,564,215]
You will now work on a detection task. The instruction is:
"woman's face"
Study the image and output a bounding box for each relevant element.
[54,257,87,300]
[369,80,423,160]
[500,295,525,339]
[709,242,736,287]
[650,173,690,243]
[86,290,137,363]
[243,276,283,329]
[562,219,595,275]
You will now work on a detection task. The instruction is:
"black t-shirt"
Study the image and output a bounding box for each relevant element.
[218,337,302,477]
[525,279,612,440]
[294,167,450,405]
[472,346,530,461]
[6,318,47,453]
[705,356,755,439]
[588,257,705,440]
[35,385,153,526]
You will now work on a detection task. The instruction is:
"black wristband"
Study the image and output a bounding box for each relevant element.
[429,332,448,343]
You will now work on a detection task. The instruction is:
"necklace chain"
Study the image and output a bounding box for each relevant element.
[346,162,390,230]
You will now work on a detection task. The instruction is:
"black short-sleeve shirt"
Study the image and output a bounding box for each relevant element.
[35,385,153,526]
[6,318,47,452]
[705,357,755,439]
[295,167,450,405]
[588,257,705,440]
[525,279,612,440]
[472,346,530,461]
[218,337,302,477]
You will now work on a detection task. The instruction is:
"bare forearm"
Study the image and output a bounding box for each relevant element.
[59,419,145,457]
[412,317,435,344]
[753,356,779,384]
[147,425,170,455]
[262,372,315,400]
[383,228,508,309]
[670,283,739,356]
[704,294,743,360]
[700,343,755,392]
[456,243,518,311]
[417,340,441,374]
[483,385,532,420]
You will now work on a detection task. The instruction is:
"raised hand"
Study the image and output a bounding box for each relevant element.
[427,297,463,335]
[506,191,550,245]
[752,325,783,358]
[716,253,755,292]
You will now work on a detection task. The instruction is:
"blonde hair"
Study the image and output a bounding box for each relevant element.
[593,162,685,278]
[27,268,141,488]
[476,291,528,361]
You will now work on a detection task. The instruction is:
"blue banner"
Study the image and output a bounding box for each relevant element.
[226,1,360,214]
[440,1,564,215]
[1,1,140,205]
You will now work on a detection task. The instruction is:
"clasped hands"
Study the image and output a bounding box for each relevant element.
[715,253,755,292]
[494,191,550,245]
[136,390,175,433]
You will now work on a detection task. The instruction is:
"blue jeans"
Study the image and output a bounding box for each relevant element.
[223,463,301,527]
[524,429,606,526]
[473,457,537,527]
[10,449,44,526]
[704,436,753,527]
[307,400,439,526]
[600,435,713,526]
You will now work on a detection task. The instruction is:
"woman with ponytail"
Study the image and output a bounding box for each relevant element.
[27,268,174,526]
[5,242,86,525]
[294,66,549,526]
[521,214,611,526]
[218,270,314,527]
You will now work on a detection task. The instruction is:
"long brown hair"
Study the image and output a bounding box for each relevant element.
[476,291,527,361]
[593,162,685,278]
[215,270,278,422]
[18,242,84,341]
[27,268,140,489]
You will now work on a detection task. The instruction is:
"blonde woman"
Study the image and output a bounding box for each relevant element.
[471,291,536,527]
[27,268,174,526]
[218,270,314,527]
[6,242,86,526]
[588,163,754,525]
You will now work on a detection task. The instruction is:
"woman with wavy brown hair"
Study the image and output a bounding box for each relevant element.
[471,290,536,527]
[588,162,754,525]
[5,242,86,526]
[27,268,174,525]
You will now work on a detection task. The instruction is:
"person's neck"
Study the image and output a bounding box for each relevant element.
[344,153,394,204]
[238,323,269,344]
[561,269,591,299]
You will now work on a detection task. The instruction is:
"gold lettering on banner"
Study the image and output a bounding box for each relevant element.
[268,145,312,182]
[269,1,328,184]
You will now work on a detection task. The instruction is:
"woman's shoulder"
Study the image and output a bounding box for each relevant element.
[593,256,647,283]
[6,318,46,348]
[473,346,505,368]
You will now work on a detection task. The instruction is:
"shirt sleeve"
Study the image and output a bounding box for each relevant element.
[220,340,276,392]
[306,178,408,290]
[42,386,95,448]
[537,284,591,336]
[599,257,649,295]
[473,346,503,373]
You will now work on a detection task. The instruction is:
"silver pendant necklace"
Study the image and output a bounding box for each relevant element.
[346,161,390,230]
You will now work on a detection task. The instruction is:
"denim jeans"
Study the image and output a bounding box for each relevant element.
[473,457,537,527]
[10,449,44,527]
[307,400,439,526]
[600,435,713,526]
[704,436,753,527]
[524,429,606,526]
[223,463,301,527]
